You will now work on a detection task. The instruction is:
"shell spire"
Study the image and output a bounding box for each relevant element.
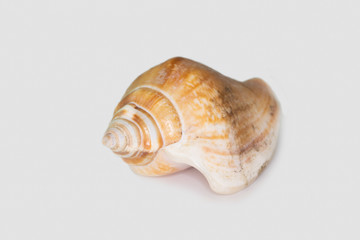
[103,57,280,194]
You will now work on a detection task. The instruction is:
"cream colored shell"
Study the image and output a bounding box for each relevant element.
[103,57,280,194]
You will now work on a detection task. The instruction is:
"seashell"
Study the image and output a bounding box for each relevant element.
[103,57,280,194]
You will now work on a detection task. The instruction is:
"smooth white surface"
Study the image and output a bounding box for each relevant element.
[1,0,359,239]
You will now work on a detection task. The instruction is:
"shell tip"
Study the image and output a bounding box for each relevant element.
[102,132,116,149]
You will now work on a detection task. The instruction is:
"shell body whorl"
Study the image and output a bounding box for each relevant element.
[103,57,280,194]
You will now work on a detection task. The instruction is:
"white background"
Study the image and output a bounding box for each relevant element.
[1,0,360,239]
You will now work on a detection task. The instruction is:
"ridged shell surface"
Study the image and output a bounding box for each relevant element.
[103,57,280,194]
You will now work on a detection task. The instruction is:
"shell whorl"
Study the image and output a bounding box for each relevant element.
[103,87,182,166]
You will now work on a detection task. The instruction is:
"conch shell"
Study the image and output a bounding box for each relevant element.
[103,57,280,194]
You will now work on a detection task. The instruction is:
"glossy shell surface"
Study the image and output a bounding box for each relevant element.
[103,57,280,194]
